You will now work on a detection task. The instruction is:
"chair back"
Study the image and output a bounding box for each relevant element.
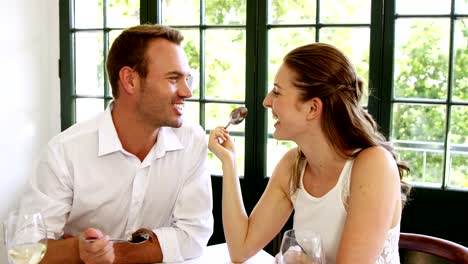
[399,232,468,264]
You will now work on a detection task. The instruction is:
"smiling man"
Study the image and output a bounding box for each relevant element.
[20,24,213,264]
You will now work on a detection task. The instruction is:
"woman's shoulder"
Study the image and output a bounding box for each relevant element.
[270,147,299,180]
[354,146,394,164]
[352,146,400,182]
[278,147,300,167]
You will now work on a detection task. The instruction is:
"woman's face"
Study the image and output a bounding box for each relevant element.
[263,64,311,141]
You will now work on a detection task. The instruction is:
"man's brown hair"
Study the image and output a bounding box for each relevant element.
[106,24,184,98]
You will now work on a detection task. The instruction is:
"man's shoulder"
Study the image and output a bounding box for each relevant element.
[48,113,103,148]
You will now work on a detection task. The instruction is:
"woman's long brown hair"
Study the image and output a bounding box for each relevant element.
[284,43,411,203]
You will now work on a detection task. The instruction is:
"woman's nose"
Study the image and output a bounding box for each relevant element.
[263,93,271,108]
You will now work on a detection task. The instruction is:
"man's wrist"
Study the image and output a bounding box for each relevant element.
[114,229,162,263]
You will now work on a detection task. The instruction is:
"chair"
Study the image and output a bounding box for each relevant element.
[399,232,468,264]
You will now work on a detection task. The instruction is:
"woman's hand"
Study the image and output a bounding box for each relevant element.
[208,126,236,163]
[276,246,318,264]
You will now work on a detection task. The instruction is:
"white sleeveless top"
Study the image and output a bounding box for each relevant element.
[291,158,400,264]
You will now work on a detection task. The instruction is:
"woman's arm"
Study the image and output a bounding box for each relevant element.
[336,146,402,263]
[208,127,295,262]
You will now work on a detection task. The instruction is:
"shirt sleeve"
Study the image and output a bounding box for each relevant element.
[19,142,73,239]
[153,129,214,262]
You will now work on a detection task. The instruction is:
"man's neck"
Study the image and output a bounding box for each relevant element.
[111,103,159,162]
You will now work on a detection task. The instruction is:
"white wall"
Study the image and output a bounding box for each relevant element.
[0,0,60,260]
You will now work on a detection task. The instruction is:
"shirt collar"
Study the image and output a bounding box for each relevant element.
[98,103,124,156]
[152,127,184,160]
[98,103,185,158]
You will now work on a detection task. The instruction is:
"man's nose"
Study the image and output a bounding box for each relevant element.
[179,81,193,98]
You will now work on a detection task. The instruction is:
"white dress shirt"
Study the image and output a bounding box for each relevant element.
[20,106,214,262]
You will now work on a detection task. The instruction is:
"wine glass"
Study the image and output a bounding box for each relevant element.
[279,229,325,264]
[4,210,48,264]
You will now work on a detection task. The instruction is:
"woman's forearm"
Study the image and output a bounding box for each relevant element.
[221,158,250,260]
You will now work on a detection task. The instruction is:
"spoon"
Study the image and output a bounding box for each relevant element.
[84,231,151,244]
[225,106,248,129]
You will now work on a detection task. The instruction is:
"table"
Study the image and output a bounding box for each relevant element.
[165,243,275,264]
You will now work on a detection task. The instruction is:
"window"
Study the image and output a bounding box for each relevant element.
[60,0,468,189]
[389,0,468,189]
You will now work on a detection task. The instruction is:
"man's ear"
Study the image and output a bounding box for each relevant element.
[118,66,138,95]
[306,97,323,120]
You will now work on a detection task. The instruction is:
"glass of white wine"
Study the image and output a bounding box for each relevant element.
[279,229,325,264]
[4,210,47,264]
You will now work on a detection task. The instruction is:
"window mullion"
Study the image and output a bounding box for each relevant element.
[374,0,396,138]
[244,0,267,181]
[441,0,457,188]
[60,0,75,131]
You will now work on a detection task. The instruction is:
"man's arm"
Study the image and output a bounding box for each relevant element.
[42,229,162,264]
[114,230,163,263]
[41,238,81,264]
[151,127,213,262]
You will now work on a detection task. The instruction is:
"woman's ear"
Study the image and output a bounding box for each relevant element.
[118,66,138,95]
[306,97,323,120]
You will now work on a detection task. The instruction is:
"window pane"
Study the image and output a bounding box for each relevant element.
[321,0,371,24]
[74,0,103,28]
[396,0,451,15]
[206,0,246,25]
[394,18,450,100]
[106,0,140,28]
[392,103,446,142]
[453,19,468,102]
[450,106,468,145]
[183,101,200,125]
[179,29,200,98]
[269,0,316,24]
[321,27,370,105]
[205,29,246,100]
[162,0,199,25]
[268,27,315,110]
[449,105,468,188]
[266,138,296,176]
[396,147,444,187]
[391,103,446,185]
[449,152,468,188]
[205,104,245,133]
[457,0,468,14]
[75,32,105,96]
[208,135,245,177]
[76,98,105,123]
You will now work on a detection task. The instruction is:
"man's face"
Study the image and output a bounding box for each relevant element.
[136,38,193,128]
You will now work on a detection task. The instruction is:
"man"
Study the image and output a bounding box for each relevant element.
[20,24,213,263]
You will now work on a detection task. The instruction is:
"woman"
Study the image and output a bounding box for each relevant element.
[208,43,410,264]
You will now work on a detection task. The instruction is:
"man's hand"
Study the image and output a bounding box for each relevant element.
[78,228,115,264]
